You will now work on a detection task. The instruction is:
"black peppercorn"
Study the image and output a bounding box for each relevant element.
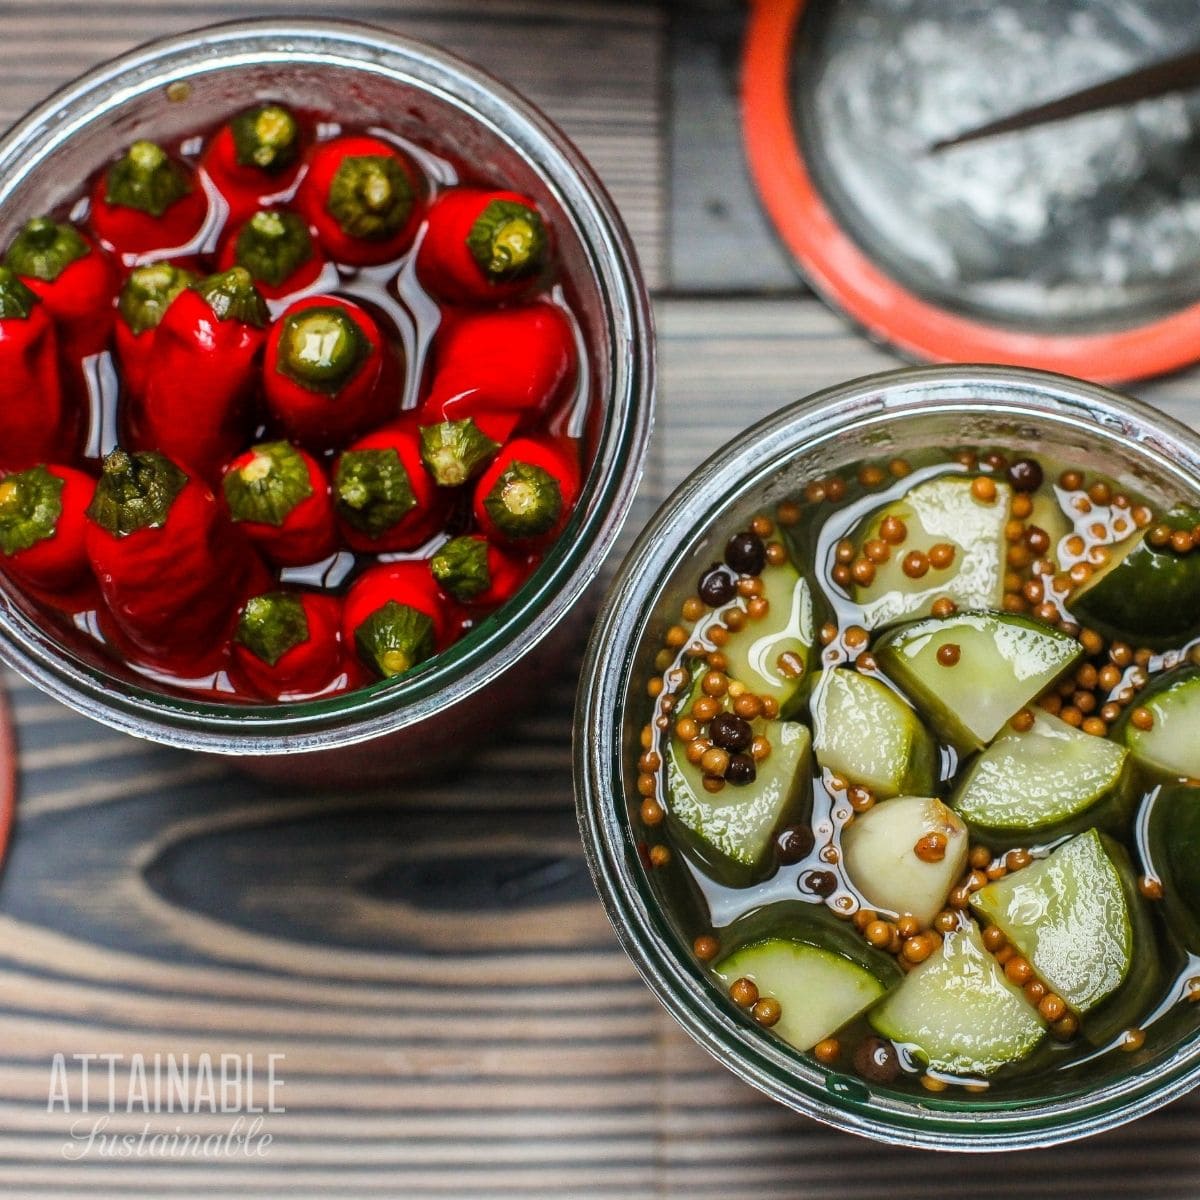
[725,531,766,576]
[799,868,837,897]
[709,711,752,752]
[852,1035,900,1084]
[777,825,815,864]
[1007,458,1043,493]
[698,563,735,606]
[725,752,757,785]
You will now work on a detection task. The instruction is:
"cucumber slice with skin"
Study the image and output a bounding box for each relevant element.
[841,795,969,925]
[1146,781,1200,952]
[868,921,1045,1076]
[1119,666,1200,781]
[720,561,814,714]
[951,711,1129,844]
[810,667,936,799]
[715,937,889,1052]
[874,611,1083,754]
[970,830,1133,1015]
[1067,506,1200,650]
[853,474,1011,629]
[666,719,811,886]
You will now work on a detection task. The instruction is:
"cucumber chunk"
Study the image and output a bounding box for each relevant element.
[853,475,1010,629]
[666,719,811,885]
[721,561,814,713]
[868,921,1045,1076]
[841,795,969,925]
[1146,781,1200,951]
[874,611,1082,754]
[810,668,936,799]
[970,829,1132,1014]
[715,937,888,1052]
[1067,506,1200,649]
[1030,489,1073,569]
[951,711,1129,842]
[1119,666,1200,781]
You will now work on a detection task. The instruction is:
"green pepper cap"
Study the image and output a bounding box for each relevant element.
[275,304,367,394]
[327,154,413,241]
[104,140,192,217]
[355,599,434,678]
[466,199,546,283]
[193,266,268,328]
[483,461,562,539]
[0,465,65,556]
[223,441,314,527]
[0,266,38,319]
[229,105,301,174]
[419,419,500,488]
[5,217,89,282]
[430,536,491,602]
[235,591,310,666]
[86,447,188,537]
[333,449,416,538]
[234,210,314,288]
[117,261,198,335]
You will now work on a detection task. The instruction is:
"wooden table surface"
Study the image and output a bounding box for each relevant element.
[4,2,1200,1196]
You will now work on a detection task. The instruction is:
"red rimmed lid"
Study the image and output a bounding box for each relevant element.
[741,0,1200,385]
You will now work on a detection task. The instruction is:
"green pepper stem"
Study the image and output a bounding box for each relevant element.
[333,449,417,538]
[117,261,197,335]
[104,140,192,217]
[327,155,414,241]
[419,419,500,487]
[355,600,435,678]
[275,305,367,393]
[483,461,563,539]
[236,592,310,666]
[0,266,38,319]
[193,266,269,327]
[223,441,315,527]
[4,217,89,282]
[466,199,546,282]
[235,210,314,288]
[86,448,188,537]
[0,466,64,557]
[230,105,301,174]
[431,536,491,601]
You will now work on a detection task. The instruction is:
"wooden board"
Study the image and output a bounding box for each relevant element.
[4,3,1200,1197]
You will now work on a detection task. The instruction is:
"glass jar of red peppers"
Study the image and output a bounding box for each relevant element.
[0,99,593,707]
[0,23,652,776]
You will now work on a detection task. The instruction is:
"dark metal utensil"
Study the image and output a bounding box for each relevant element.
[930,45,1200,153]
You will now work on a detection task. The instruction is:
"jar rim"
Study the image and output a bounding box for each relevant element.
[575,363,1200,1149]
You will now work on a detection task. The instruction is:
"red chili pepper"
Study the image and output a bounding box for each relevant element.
[128,267,268,480]
[332,423,444,553]
[4,217,117,359]
[216,210,325,301]
[0,463,93,592]
[201,104,306,223]
[0,268,65,471]
[221,440,336,566]
[472,436,581,547]
[416,187,549,305]
[296,135,423,266]
[429,534,530,608]
[231,590,347,701]
[263,293,392,449]
[114,261,198,403]
[342,560,448,680]
[89,140,208,260]
[84,448,261,662]
[420,301,577,443]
